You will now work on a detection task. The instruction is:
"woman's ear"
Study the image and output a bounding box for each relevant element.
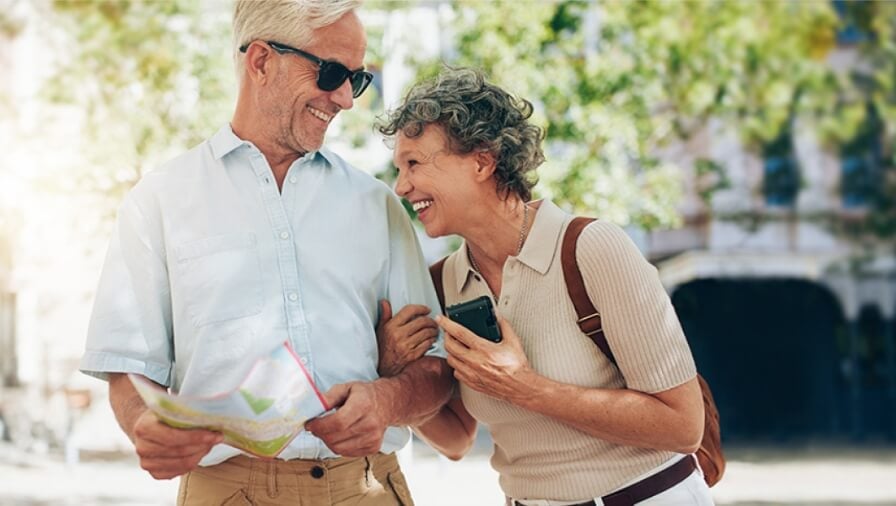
[473,150,497,182]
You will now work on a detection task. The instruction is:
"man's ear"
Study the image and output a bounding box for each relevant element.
[473,150,497,182]
[243,42,275,85]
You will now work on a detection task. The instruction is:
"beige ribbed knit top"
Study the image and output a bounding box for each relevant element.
[442,200,697,500]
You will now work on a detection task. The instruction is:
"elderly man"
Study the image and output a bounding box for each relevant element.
[80,1,450,504]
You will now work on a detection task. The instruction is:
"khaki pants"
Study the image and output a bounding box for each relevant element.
[177,453,414,506]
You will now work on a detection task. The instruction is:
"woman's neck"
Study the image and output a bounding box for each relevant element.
[464,197,532,279]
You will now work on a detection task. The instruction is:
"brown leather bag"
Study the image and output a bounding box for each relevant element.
[561,217,725,487]
[427,217,725,487]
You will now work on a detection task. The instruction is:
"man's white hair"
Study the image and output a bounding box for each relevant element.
[232,0,363,81]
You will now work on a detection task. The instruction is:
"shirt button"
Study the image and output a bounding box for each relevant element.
[289,176,298,184]
[288,293,298,302]
[300,356,308,365]
[279,231,290,240]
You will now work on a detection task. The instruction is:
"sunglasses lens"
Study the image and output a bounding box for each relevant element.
[317,62,350,91]
[315,61,373,98]
[350,72,373,98]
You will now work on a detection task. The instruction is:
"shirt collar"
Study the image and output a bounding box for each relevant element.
[209,124,336,167]
[210,124,245,160]
[453,242,477,295]
[516,199,568,275]
[451,199,569,294]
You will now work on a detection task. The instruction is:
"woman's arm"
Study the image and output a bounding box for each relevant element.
[440,315,703,454]
[504,365,702,453]
[376,300,478,460]
[412,396,477,460]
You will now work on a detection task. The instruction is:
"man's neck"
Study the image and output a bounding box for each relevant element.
[230,120,306,190]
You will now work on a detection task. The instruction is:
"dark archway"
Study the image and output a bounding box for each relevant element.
[854,305,894,440]
[672,279,845,443]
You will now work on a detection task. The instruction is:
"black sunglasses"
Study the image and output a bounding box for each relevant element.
[240,40,373,99]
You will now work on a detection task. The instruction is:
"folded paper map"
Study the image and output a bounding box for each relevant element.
[129,341,328,458]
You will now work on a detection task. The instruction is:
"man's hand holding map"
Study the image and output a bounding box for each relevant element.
[129,341,328,458]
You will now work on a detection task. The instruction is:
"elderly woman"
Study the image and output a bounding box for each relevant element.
[375,68,714,506]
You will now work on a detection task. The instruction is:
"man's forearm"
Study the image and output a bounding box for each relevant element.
[376,356,452,427]
[108,373,150,442]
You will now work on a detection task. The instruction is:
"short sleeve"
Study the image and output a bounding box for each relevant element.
[79,185,174,386]
[384,191,446,359]
[576,221,696,393]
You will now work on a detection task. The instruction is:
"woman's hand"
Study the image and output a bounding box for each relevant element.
[376,300,439,377]
[437,314,535,404]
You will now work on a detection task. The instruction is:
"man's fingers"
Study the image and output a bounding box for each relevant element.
[309,400,385,456]
[306,384,362,435]
[319,383,351,412]
[306,401,364,439]
[135,414,221,447]
[320,432,382,457]
[140,451,208,480]
[311,420,365,448]
[135,438,217,459]
[305,383,390,457]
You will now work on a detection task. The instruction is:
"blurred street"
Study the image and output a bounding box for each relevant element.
[1,441,895,506]
[3,1,896,505]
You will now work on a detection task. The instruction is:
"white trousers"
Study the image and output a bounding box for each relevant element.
[507,457,715,506]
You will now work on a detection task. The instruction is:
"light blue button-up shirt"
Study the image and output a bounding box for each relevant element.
[80,125,444,464]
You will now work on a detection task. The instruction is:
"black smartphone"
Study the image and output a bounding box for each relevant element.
[445,295,502,343]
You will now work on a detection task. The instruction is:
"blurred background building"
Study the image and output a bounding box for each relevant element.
[642,0,896,445]
[0,1,895,503]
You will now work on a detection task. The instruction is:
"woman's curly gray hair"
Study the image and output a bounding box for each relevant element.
[378,68,544,201]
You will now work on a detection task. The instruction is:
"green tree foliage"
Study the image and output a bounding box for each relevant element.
[42,0,386,209]
[839,1,896,238]
[415,0,895,233]
[44,0,234,207]
[40,0,896,236]
[420,0,821,227]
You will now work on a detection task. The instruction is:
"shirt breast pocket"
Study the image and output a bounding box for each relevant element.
[174,233,264,327]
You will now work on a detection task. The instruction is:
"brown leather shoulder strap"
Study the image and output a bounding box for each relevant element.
[564,217,726,487]
[561,217,616,365]
[429,257,448,314]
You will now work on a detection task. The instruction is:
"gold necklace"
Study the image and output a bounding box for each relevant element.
[469,204,530,274]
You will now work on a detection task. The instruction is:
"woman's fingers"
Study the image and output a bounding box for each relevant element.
[400,316,437,337]
[409,335,437,357]
[390,304,433,326]
[436,315,484,348]
[376,300,393,328]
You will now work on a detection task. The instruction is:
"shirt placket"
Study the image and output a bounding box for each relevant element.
[248,150,312,368]
[498,257,521,316]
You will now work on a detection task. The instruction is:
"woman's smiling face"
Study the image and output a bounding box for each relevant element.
[392,124,483,238]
